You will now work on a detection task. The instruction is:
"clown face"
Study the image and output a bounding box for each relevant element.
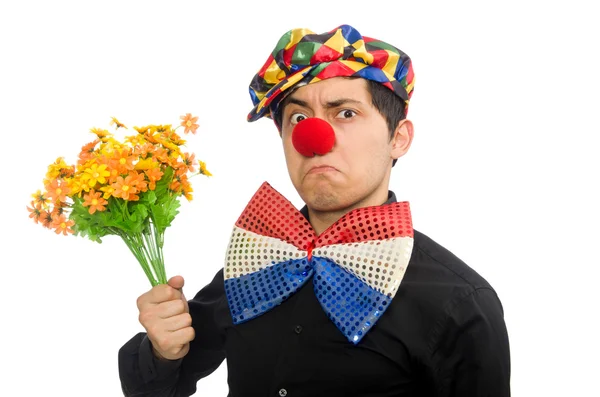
[279,77,413,233]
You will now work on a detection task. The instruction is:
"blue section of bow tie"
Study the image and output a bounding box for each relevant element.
[313,257,389,343]
[225,257,313,322]
[225,256,389,344]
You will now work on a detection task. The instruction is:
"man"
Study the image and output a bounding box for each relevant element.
[119,24,510,396]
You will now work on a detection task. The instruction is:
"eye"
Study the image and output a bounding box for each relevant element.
[290,113,308,125]
[336,109,357,119]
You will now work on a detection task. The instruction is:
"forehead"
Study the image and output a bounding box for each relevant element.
[283,77,370,107]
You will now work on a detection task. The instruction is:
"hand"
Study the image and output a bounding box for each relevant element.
[136,275,195,361]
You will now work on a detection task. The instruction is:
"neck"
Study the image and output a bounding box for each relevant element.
[307,190,391,235]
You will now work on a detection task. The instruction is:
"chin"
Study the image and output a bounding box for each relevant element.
[299,183,347,212]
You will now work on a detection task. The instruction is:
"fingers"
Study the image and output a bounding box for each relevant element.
[168,275,185,290]
[137,283,184,309]
[135,275,193,361]
[156,299,187,319]
[162,312,193,332]
[151,326,195,359]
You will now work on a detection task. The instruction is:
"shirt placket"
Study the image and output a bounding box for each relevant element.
[268,278,315,397]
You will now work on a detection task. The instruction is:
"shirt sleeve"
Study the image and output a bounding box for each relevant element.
[118,269,228,396]
[428,287,511,397]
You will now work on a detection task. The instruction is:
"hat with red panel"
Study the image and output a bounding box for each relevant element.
[247,24,415,123]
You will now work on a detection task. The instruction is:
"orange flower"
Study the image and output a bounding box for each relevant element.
[51,201,68,217]
[112,174,140,200]
[152,147,170,164]
[180,113,199,134]
[182,152,196,173]
[27,201,43,223]
[144,167,163,190]
[52,213,75,235]
[82,190,108,214]
[170,174,192,195]
[131,170,148,193]
[46,179,71,203]
[109,148,136,174]
[78,140,100,164]
[40,210,53,228]
[135,142,156,159]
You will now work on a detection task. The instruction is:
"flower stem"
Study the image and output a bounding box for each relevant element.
[115,229,157,286]
[142,221,167,285]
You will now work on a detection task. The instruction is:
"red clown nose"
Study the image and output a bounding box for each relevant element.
[291,118,336,157]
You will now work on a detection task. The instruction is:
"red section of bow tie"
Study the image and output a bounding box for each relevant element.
[235,182,413,250]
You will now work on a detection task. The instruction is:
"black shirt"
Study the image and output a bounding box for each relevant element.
[118,192,511,396]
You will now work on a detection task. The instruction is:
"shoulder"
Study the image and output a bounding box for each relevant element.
[370,229,507,362]
[389,229,504,332]
[407,229,495,293]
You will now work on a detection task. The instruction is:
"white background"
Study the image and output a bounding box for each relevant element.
[1,1,598,395]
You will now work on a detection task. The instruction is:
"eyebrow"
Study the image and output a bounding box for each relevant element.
[286,97,364,110]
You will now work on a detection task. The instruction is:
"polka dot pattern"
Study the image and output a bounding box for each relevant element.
[312,256,389,344]
[235,182,315,250]
[224,227,304,280]
[313,237,413,297]
[225,257,312,323]
[316,200,413,246]
[224,182,415,344]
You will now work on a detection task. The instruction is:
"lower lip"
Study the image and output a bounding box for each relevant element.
[308,166,337,174]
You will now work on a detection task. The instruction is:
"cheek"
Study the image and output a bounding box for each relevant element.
[339,130,377,165]
[338,128,389,176]
[282,138,302,177]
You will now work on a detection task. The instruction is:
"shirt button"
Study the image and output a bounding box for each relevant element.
[294,325,303,334]
[278,388,288,396]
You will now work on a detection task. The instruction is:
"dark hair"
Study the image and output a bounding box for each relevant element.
[273,78,406,166]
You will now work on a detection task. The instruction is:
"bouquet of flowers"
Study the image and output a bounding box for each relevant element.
[27,114,211,286]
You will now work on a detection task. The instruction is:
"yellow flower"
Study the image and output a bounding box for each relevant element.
[31,189,49,207]
[82,163,110,187]
[110,117,127,129]
[46,157,71,180]
[199,161,212,176]
[135,158,157,171]
[90,127,111,139]
[100,185,115,200]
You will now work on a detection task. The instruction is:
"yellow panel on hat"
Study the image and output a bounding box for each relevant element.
[280,71,310,91]
[323,28,346,52]
[288,28,315,49]
[351,38,365,50]
[350,39,373,64]
[382,49,400,79]
[340,60,368,72]
[264,59,282,85]
[405,77,415,97]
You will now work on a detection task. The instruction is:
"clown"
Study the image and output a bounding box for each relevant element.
[119,24,511,396]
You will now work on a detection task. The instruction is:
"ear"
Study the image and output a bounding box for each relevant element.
[390,119,414,160]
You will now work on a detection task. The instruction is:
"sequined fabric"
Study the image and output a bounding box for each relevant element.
[224,182,414,344]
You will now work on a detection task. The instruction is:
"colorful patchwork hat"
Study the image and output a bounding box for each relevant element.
[247,24,415,122]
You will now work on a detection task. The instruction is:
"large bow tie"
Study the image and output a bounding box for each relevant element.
[223,182,414,344]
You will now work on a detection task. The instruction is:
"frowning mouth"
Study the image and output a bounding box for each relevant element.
[307,165,338,175]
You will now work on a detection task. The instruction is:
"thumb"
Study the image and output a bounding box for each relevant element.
[167,275,185,290]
